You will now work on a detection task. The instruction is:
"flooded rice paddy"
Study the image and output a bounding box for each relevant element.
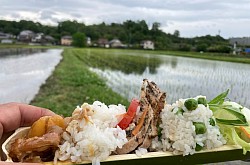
[0,48,62,104]
[87,51,250,108]
[1,48,250,109]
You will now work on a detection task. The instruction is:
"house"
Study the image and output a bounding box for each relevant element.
[31,34,55,45]
[18,30,35,42]
[31,33,44,43]
[0,32,15,44]
[44,35,55,45]
[0,32,13,39]
[1,39,14,44]
[97,38,109,48]
[61,35,72,46]
[229,37,250,46]
[109,39,123,48]
[87,37,91,46]
[141,40,154,50]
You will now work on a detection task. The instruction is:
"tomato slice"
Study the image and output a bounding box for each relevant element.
[118,98,139,129]
[126,98,139,117]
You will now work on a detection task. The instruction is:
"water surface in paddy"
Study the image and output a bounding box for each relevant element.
[0,48,62,104]
[88,52,250,108]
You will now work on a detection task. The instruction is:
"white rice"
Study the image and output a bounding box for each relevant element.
[56,101,128,165]
[135,147,148,157]
[55,96,228,164]
[159,96,226,156]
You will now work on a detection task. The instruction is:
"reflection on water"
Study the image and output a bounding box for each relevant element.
[75,49,162,74]
[88,53,250,108]
[0,48,47,57]
[0,49,62,104]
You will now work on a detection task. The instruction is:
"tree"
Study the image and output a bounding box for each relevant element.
[173,30,180,37]
[58,20,85,35]
[151,22,160,31]
[72,32,86,47]
[196,43,208,52]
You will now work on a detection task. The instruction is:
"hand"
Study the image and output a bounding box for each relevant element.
[0,102,55,164]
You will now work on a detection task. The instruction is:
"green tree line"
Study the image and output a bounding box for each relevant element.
[0,19,230,52]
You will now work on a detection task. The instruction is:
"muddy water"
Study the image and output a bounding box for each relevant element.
[0,48,62,104]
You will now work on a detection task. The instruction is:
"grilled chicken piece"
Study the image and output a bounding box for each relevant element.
[116,79,166,154]
[9,130,62,162]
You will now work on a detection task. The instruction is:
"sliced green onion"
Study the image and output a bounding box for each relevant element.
[209,118,216,126]
[175,107,184,115]
[195,143,203,151]
[208,89,229,105]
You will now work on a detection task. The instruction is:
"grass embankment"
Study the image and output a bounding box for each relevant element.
[31,48,129,117]
[1,44,250,64]
[156,50,250,64]
[109,48,250,64]
[0,43,63,49]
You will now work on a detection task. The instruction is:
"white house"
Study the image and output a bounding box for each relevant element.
[31,33,44,43]
[87,37,91,46]
[141,40,154,50]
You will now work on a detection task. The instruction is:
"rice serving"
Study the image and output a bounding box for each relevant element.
[56,101,128,165]
[159,96,226,156]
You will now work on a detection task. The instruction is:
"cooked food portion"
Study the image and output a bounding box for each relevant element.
[158,96,226,155]
[9,132,61,162]
[115,79,166,154]
[55,101,128,164]
[5,80,250,165]
[27,115,66,138]
[8,115,65,162]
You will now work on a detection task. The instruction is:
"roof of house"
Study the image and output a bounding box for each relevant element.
[61,35,72,40]
[20,30,34,36]
[45,35,55,41]
[141,40,154,43]
[109,39,122,44]
[98,38,109,44]
[0,32,6,36]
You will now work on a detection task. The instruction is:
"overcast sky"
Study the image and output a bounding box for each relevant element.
[0,0,250,38]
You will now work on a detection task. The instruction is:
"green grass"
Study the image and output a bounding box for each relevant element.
[31,48,130,116]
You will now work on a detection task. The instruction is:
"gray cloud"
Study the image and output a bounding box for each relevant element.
[0,0,250,38]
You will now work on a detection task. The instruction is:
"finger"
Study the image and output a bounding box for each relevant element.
[0,103,55,134]
[19,103,55,126]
